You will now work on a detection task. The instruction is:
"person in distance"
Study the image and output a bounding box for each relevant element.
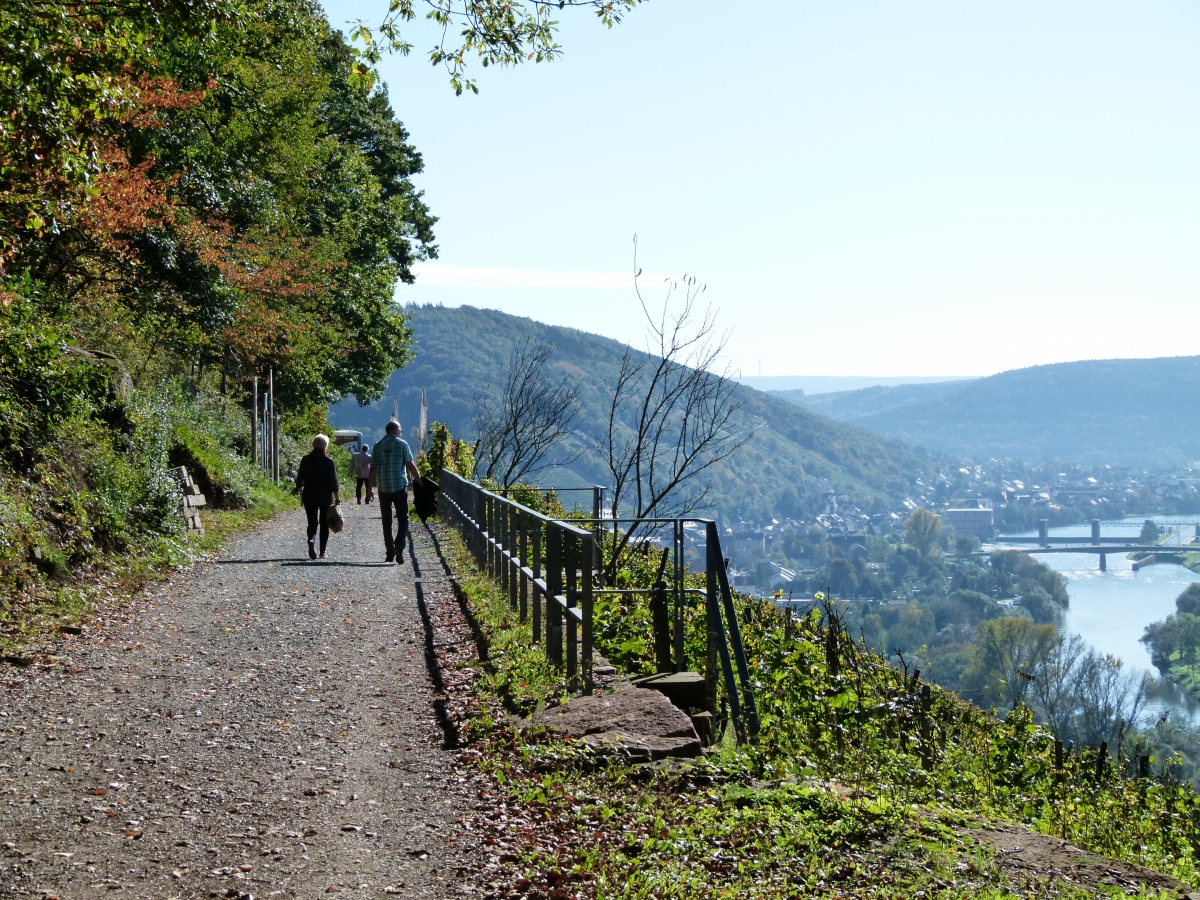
[295,434,341,560]
[348,442,373,504]
[368,420,421,563]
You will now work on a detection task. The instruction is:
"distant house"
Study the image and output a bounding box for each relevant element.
[941,507,994,539]
[846,543,869,563]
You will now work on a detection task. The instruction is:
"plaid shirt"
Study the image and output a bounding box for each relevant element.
[372,434,414,494]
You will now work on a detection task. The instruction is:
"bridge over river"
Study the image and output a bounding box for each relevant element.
[991,518,1200,568]
[1008,544,1193,571]
[999,518,1200,546]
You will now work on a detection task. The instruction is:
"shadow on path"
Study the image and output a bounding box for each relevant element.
[408,529,460,750]
[421,523,491,665]
[217,558,393,568]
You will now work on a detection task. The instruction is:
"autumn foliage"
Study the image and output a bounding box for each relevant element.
[0,1,437,610]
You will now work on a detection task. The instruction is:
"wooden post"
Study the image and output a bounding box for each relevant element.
[565,534,578,686]
[499,500,509,598]
[651,578,672,674]
[485,495,494,577]
[919,684,933,771]
[704,535,719,716]
[581,533,593,696]
[532,520,543,643]
[518,511,529,624]
[546,526,562,667]
[507,503,519,613]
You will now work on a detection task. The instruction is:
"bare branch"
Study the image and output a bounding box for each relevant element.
[597,236,752,574]
[474,337,581,488]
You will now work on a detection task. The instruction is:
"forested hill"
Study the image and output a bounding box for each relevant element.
[777,356,1200,468]
[329,304,937,520]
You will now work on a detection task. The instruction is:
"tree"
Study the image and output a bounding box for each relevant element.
[1027,632,1089,739]
[1142,617,1181,672]
[599,239,751,572]
[1141,519,1160,544]
[352,0,643,95]
[0,0,234,275]
[954,533,981,555]
[1177,583,1200,615]
[1020,586,1060,625]
[418,421,475,481]
[474,337,581,488]
[828,558,857,598]
[6,4,437,412]
[904,508,944,558]
[1028,633,1152,748]
[970,616,1059,708]
[1066,650,1152,749]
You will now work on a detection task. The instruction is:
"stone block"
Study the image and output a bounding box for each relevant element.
[531,687,701,760]
[631,671,708,711]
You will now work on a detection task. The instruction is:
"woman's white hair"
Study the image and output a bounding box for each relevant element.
[313,434,330,451]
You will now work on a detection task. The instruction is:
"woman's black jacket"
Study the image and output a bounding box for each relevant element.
[295,452,339,507]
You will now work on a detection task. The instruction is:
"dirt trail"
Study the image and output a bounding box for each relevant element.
[0,502,484,899]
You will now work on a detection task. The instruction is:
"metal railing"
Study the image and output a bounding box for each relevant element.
[438,471,760,743]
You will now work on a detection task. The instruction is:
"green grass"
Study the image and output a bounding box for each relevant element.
[1160,650,1200,705]
[437,524,1193,899]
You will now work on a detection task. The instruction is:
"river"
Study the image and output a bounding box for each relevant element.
[996,517,1200,723]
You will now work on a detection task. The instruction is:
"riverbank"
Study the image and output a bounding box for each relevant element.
[1157,656,1200,705]
[1021,538,1200,725]
[1127,549,1194,572]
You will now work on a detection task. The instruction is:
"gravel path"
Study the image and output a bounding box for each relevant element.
[0,502,485,899]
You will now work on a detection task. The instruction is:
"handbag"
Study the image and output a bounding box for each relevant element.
[327,503,344,534]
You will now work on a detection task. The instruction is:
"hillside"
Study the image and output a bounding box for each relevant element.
[778,357,1200,467]
[744,374,973,394]
[770,380,967,419]
[329,304,937,521]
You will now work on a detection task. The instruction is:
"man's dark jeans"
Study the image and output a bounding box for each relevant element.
[379,489,409,557]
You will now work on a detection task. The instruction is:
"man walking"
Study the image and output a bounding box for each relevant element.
[369,420,421,563]
[348,443,373,504]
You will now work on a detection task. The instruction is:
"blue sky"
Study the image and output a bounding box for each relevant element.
[321,1,1200,377]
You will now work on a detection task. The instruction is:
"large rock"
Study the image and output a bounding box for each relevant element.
[532,688,702,760]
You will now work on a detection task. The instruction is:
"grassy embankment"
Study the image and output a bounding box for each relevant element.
[434,522,1200,899]
[1157,653,1200,706]
[1126,527,1200,573]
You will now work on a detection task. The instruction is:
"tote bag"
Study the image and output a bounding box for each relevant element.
[327,503,344,534]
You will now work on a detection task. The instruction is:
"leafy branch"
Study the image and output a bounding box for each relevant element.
[349,0,643,95]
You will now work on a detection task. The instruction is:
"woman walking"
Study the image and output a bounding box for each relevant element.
[295,434,340,559]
